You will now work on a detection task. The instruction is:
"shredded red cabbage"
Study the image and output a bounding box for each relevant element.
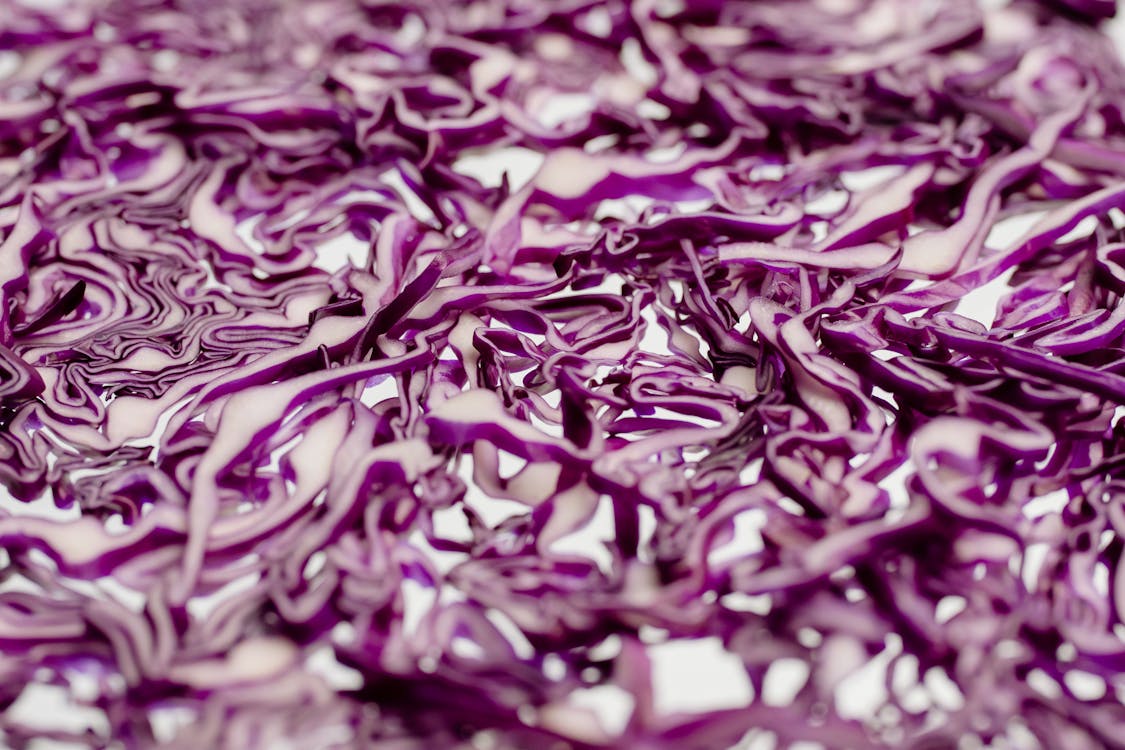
[2,0,1125,747]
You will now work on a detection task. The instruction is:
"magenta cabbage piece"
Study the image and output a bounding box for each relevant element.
[2,0,1125,748]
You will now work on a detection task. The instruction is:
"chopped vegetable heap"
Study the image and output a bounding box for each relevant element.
[1,0,1125,748]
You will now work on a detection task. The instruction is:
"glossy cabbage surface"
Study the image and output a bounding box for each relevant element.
[1,0,1125,748]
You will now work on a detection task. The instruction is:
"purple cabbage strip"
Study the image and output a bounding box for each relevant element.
[2,0,1125,748]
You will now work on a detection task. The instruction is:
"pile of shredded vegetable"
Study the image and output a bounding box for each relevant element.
[3,0,1125,748]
